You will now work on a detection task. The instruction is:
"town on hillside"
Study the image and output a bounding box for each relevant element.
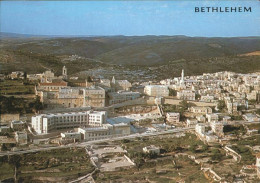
[0,66,260,182]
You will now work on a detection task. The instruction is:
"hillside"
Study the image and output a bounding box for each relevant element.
[0,34,259,80]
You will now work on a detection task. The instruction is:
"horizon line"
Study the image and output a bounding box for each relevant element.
[1,32,260,39]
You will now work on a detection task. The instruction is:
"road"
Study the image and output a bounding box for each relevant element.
[0,127,194,156]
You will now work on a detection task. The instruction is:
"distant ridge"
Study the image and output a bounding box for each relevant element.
[0,34,259,78]
[1,32,259,39]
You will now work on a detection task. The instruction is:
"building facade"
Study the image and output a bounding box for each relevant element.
[78,123,130,141]
[144,85,169,97]
[177,90,195,101]
[166,112,180,123]
[32,110,107,134]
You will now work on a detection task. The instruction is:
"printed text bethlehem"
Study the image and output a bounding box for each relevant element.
[195,7,252,13]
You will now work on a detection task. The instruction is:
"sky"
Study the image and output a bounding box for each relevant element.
[0,1,259,37]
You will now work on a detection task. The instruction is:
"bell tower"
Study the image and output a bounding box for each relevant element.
[62,66,67,79]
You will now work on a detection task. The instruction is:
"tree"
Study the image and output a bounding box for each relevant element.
[169,88,177,96]
[179,100,189,111]
[87,76,93,82]
[217,100,226,111]
[195,93,201,100]
[189,144,197,153]
[23,72,27,80]
[9,155,21,183]
[1,144,8,151]
[30,96,43,113]
[201,144,209,152]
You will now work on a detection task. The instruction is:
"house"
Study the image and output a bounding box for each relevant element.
[196,115,206,123]
[78,123,130,141]
[243,113,260,122]
[177,90,195,101]
[210,121,224,136]
[0,113,20,125]
[15,131,28,145]
[189,106,212,115]
[0,126,10,133]
[111,77,132,91]
[61,132,82,142]
[144,85,169,97]
[143,145,160,155]
[166,113,180,123]
[256,153,260,179]
[195,123,205,135]
[186,119,198,127]
[200,95,215,102]
[108,91,140,105]
[11,121,25,131]
[206,114,219,123]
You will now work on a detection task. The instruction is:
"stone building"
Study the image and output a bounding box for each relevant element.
[166,112,180,123]
[177,90,195,101]
[144,85,169,97]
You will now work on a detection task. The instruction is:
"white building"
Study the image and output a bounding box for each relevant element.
[200,95,215,102]
[144,85,169,97]
[243,113,260,122]
[177,90,195,101]
[206,113,219,123]
[143,145,160,155]
[111,77,132,91]
[11,121,25,131]
[227,101,238,114]
[256,153,260,179]
[196,115,206,123]
[166,112,180,123]
[32,110,107,134]
[108,91,140,105]
[195,124,205,135]
[186,119,198,127]
[210,121,224,136]
[15,131,27,145]
[78,123,130,141]
[189,106,212,115]
[61,132,81,141]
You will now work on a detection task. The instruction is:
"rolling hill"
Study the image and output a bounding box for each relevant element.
[0,34,259,79]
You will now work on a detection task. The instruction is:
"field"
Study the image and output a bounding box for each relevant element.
[0,147,95,182]
[92,133,210,182]
[95,154,208,183]
[0,79,35,95]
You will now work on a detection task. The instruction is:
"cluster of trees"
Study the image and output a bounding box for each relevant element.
[163,100,196,121]
[0,96,43,114]
[169,88,177,96]
[210,148,222,161]
[232,145,255,164]
[0,155,21,182]
[217,100,226,111]
[223,125,246,135]
[128,151,159,168]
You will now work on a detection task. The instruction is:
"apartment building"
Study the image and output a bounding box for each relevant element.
[189,106,212,115]
[32,110,107,134]
[177,90,195,101]
[166,112,180,123]
[78,123,130,141]
[111,77,132,91]
[39,86,106,108]
[108,91,141,105]
[206,113,219,123]
[210,121,224,136]
[144,85,169,97]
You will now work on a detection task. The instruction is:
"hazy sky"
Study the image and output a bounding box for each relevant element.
[1,1,259,37]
